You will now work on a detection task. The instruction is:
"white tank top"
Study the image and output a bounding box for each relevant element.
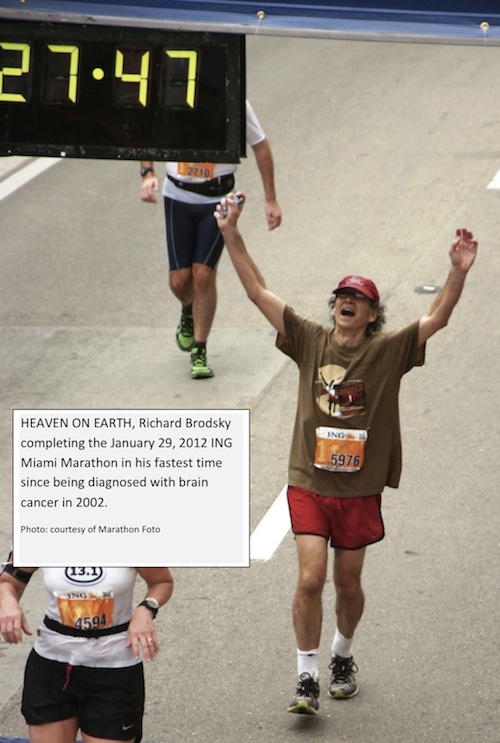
[35,567,141,668]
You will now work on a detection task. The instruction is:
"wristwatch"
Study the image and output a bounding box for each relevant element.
[138,597,159,618]
[140,167,155,177]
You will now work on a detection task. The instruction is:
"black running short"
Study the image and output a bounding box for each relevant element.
[164,196,225,270]
[21,649,145,741]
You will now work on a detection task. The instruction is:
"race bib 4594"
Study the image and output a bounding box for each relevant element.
[55,590,114,632]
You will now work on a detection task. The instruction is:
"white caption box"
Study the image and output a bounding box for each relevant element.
[13,409,250,567]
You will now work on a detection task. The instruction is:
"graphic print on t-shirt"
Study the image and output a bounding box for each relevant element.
[315,363,366,418]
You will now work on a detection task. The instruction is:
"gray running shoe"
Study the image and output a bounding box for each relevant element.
[327,655,358,699]
[287,672,320,715]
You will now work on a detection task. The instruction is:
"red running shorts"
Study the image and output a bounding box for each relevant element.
[287,485,385,550]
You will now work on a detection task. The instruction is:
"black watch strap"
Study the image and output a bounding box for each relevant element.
[138,598,159,618]
[140,167,155,177]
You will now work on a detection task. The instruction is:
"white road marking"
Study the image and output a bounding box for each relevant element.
[250,485,291,561]
[0,158,61,202]
[487,168,500,189]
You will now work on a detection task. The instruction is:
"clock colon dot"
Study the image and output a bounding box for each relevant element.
[92,67,105,80]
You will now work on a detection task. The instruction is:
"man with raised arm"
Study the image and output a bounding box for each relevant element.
[215,193,477,715]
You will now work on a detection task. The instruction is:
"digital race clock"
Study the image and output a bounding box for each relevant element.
[0,20,246,161]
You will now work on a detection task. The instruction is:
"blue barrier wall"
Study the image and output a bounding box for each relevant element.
[0,0,499,41]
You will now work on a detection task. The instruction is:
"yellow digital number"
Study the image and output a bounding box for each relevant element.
[47,45,79,103]
[166,50,197,108]
[0,42,30,102]
[115,49,150,107]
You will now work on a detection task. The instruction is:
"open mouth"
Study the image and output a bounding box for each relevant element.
[341,308,355,317]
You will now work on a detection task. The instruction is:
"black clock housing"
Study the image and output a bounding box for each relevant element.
[0,19,246,161]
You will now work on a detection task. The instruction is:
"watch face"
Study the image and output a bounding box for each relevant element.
[142,598,159,612]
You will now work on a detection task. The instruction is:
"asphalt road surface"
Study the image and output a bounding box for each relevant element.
[1,33,500,742]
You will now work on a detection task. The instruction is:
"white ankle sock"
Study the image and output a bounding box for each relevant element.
[297,648,320,680]
[331,630,353,658]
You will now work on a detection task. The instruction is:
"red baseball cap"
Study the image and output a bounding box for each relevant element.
[333,275,380,303]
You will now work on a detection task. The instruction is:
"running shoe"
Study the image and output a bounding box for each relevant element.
[190,347,214,379]
[287,672,320,715]
[176,311,194,352]
[327,655,358,699]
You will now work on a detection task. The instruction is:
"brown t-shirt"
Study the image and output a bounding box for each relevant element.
[277,306,425,497]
